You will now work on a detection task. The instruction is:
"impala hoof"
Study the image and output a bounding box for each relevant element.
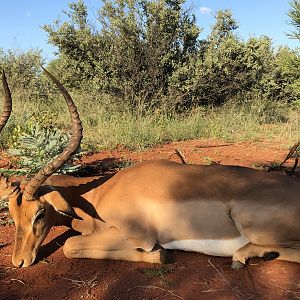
[262,251,279,261]
[154,248,167,264]
[231,261,244,270]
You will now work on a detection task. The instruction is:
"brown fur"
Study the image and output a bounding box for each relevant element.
[6,160,300,268]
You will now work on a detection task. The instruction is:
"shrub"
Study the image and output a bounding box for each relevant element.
[7,115,81,175]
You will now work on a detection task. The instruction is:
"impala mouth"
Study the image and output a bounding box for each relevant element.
[21,254,37,268]
[18,259,24,268]
[13,246,39,267]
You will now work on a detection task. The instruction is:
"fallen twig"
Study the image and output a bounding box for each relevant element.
[11,278,26,285]
[174,149,187,164]
[58,274,99,289]
[59,274,99,298]
[276,141,300,173]
[207,259,245,299]
[269,281,300,299]
[280,142,300,166]
[201,288,229,293]
[130,285,184,300]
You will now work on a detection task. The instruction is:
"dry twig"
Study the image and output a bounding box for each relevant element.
[130,285,184,300]
[278,142,300,173]
[174,149,187,164]
[11,278,26,285]
[207,259,245,299]
[59,274,99,297]
[269,281,300,299]
[59,274,99,289]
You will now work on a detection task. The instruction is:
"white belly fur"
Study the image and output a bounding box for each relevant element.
[161,236,249,257]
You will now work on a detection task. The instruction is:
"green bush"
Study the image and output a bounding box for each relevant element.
[288,0,300,40]
[0,48,56,101]
[7,115,81,175]
[43,0,200,111]
[42,2,300,112]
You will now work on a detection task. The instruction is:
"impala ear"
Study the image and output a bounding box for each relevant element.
[42,189,82,220]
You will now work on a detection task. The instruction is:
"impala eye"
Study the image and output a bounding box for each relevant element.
[34,209,45,224]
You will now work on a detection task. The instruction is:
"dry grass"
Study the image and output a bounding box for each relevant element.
[129,285,184,300]
[59,274,99,298]
[269,281,300,299]
[1,89,300,151]
[207,259,250,299]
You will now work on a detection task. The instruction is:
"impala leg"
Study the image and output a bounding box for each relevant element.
[63,227,165,264]
[232,243,300,269]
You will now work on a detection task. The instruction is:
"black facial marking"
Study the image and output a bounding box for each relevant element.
[34,209,45,223]
[17,193,22,206]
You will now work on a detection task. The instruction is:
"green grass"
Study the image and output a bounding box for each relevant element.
[143,267,172,277]
[1,89,300,151]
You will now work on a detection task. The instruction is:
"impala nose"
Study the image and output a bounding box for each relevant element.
[17,259,24,268]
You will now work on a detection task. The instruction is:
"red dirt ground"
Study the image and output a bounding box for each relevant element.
[1,139,300,300]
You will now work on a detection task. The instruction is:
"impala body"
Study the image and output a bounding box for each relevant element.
[2,69,300,269]
[6,160,300,268]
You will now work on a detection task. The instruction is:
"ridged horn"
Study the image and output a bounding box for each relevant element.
[0,70,12,132]
[23,67,83,200]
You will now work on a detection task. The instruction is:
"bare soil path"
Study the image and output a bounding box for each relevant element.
[1,139,300,300]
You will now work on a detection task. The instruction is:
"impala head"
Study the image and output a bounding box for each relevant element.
[2,68,83,267]
[8,183,81,267]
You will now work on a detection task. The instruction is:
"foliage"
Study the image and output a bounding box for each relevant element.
[0,48,56,101]
[170,13,299,108]
[43,0,200,111]
[189,34,259,106]
[7,115,81,175]
[0,48,41,90]
[42,3,300,112]
[271,46,300,102]
[209,9,239,44]
[43,0,100,88]
[143,267,172,277]
[288,0,300,40]
[0,1,299,154]
[0,82,298,152]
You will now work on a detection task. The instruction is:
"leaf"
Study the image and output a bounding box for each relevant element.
[8,121,81,176]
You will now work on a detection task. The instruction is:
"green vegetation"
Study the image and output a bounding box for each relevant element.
[8,117,81,175]
[143,266,172,277]
[1,90,298,151]
[0,0,299,153]
[288,0,300,40]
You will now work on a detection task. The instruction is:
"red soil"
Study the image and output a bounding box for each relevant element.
[1,139,300,300]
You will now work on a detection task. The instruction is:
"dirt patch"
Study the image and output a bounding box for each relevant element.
[80,139,288,168]
[1,139,300,300]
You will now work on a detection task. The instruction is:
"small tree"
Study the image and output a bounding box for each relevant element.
[43,0,200,112]
[170,9,300,108]
[0,49,42,91]
[0,48,55,100]
[288,0,300,40]
[209,9,239,44]
[43,0,101,88]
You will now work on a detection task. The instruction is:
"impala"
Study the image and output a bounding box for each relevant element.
[1,69,300,269]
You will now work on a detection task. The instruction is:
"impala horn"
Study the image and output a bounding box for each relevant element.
[0,70,12,133]
[23,67,83,200]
